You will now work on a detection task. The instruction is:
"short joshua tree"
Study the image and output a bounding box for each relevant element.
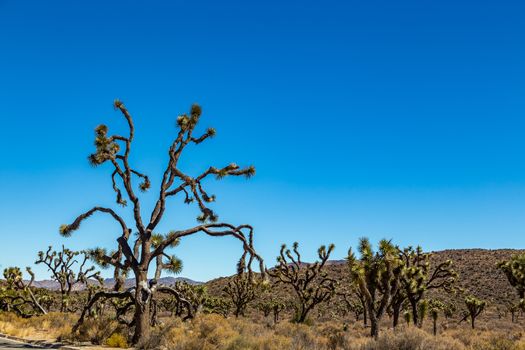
[35,245,103,312]
[223,272,261,318]
[1,267,47,317]
[461,295,486,329]
[267,242,336,323]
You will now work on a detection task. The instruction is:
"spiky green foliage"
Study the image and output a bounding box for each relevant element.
[417,299,429,327]
[1,267,47,317]
[267,242,336,323]
[462,295,486,329]
[498,253,525,299]
[204,296,231,318]
[404,310,412,326]
[160,282,209,319]
[428,299,445,335]
[347,238,403,339]
[397,245,457,328]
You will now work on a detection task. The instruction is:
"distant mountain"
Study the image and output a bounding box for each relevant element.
[31,276,202,291]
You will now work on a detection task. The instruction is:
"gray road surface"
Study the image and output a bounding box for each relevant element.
[0,338,37,349]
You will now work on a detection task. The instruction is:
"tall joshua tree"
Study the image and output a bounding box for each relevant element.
[397,246,457,328]
[60,100,264,344]
[35,246,103,312]
[347,238,403,339]
[267,242,336,323]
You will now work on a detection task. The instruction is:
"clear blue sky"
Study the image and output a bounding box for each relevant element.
[0,0,524,281]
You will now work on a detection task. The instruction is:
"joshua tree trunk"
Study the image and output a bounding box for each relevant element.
[393,306,400,329]
[362,301,368,326]
[133,303,150,344]
[433,318,437,335]
[369,313,379,339]
[410,299,420,327]
[132,271,151,344]
[295,304,309,323]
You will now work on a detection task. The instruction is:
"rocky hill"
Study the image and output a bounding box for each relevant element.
[205,248,524,310]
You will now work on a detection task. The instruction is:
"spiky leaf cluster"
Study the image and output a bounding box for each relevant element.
[498,253,525,299]
[347,238,403,338]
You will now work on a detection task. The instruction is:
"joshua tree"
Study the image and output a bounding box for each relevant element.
[35,245,103,311]
[267,242,336,323]
[347,238,403,339]
[173,281,208,317]
[257,287,288,325]
[61,100,264,344]
[461,295,486,329]
[204,297,231,318]
[509,301,521,323]
[417,299,428,328]
[403,310,411,326]
[336,284,366,324]
[442,302,456,320]
[498,253,525,299]
[1,267,47,316]
[398,246,457,328]
[390,285,407,329]
[428,299,445,336]
[223,272,260,317]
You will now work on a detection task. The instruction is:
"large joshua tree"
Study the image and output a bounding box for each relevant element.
[60,100,265,344]
[347,238,403,339]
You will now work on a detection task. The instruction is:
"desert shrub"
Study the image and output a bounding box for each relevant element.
[470,334,519,350]
[72,316,119,345]
[361,327,465,350]
[106,332,129,348]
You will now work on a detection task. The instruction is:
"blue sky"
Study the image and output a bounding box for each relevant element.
[0,0,524,281]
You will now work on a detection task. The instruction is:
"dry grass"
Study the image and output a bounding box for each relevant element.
[136,314,525,350]
[0,311,75,341]
[2,310,525,349]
